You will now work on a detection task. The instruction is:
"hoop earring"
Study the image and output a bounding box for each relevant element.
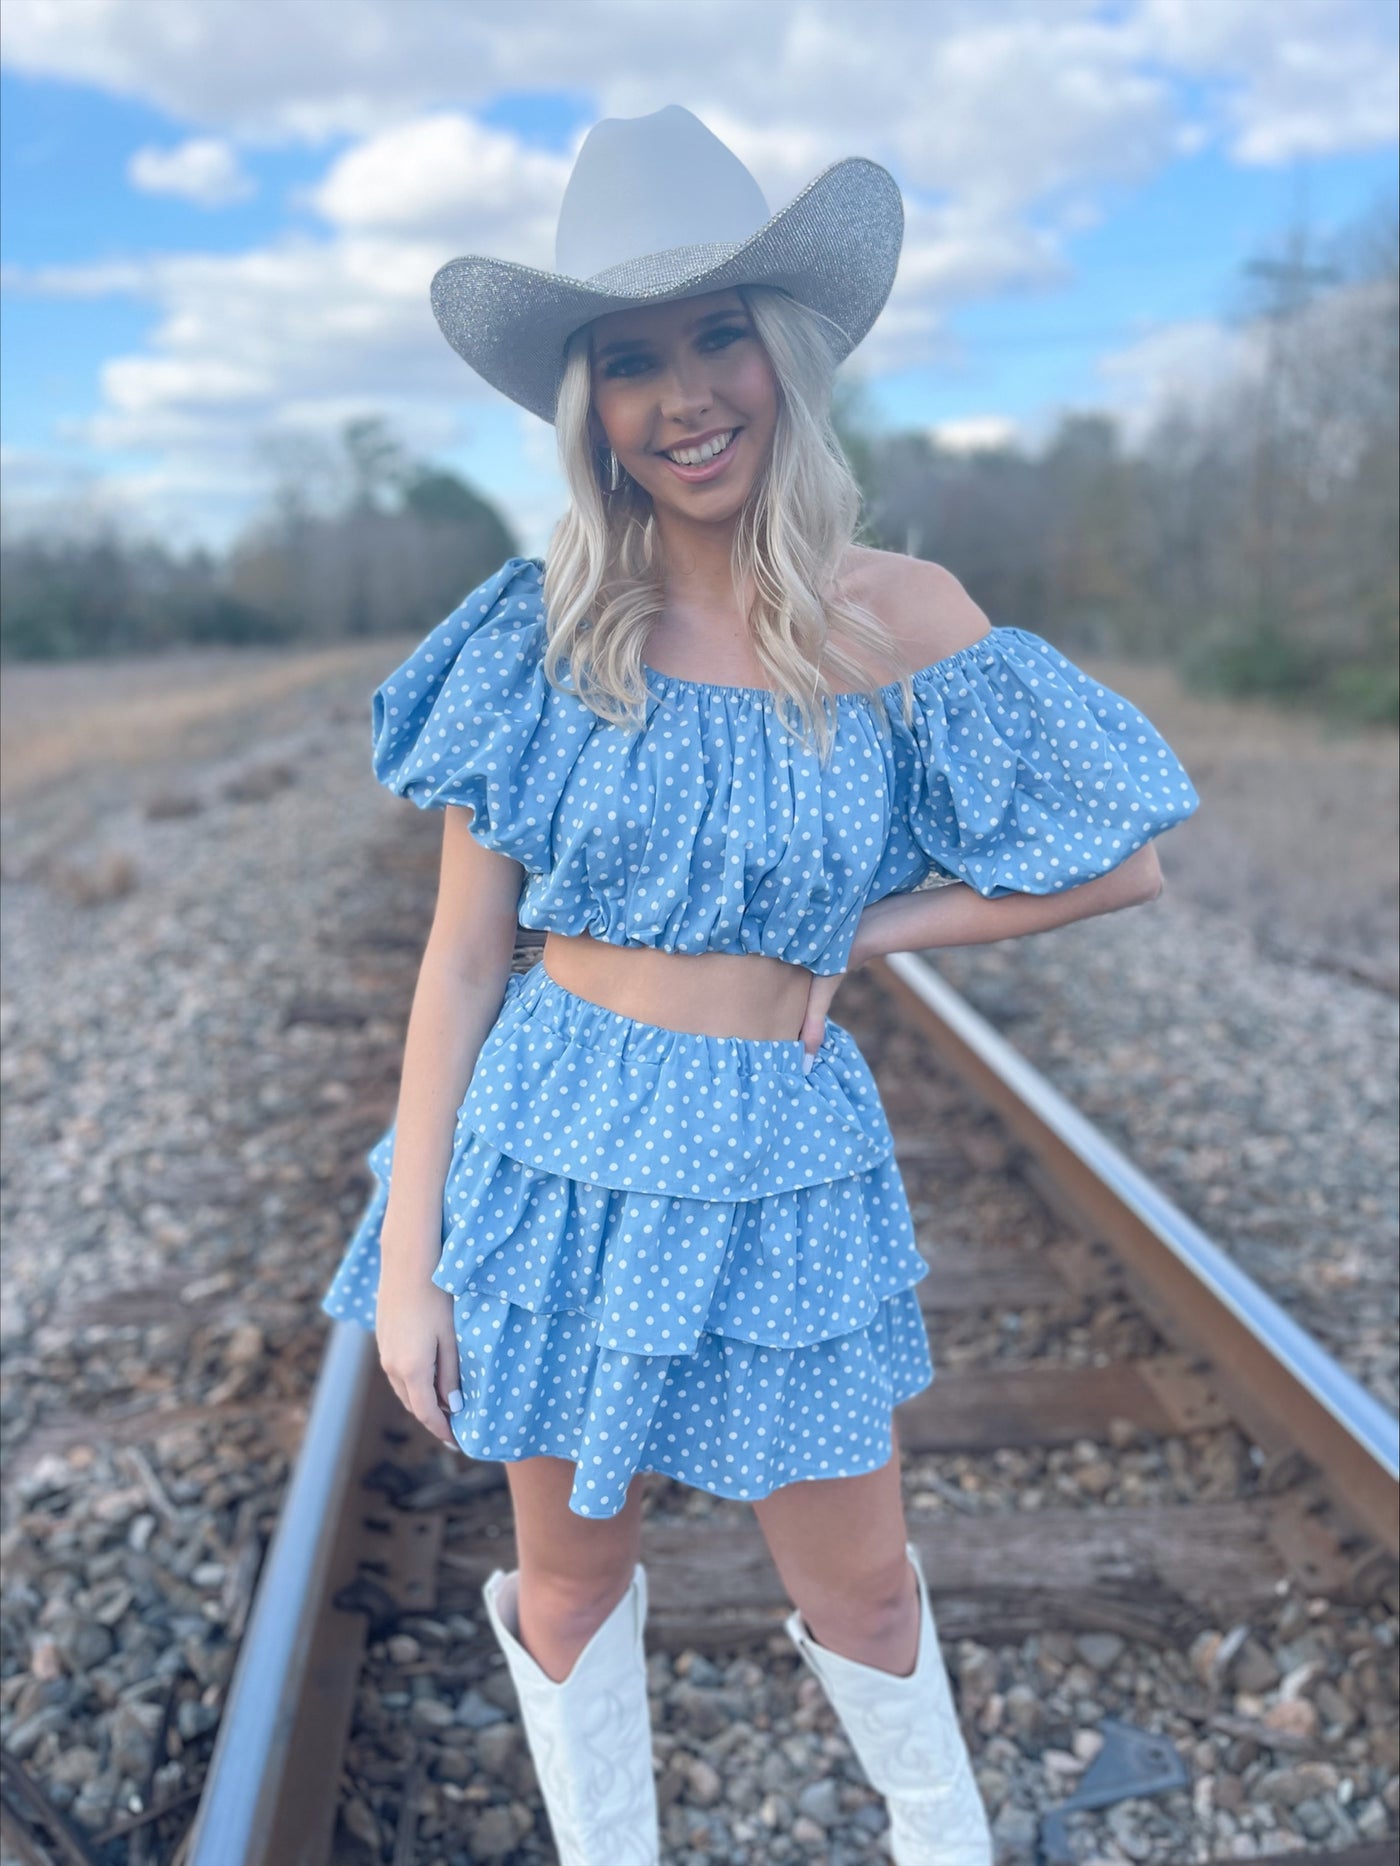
[606,447,622,494]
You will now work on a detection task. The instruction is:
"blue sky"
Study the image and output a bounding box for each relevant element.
[2,0,1395,554]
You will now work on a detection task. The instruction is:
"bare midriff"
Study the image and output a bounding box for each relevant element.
[541,929,814,1040]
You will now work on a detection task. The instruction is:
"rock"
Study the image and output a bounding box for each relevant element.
[176,1700,220,1740]
[1355,1796,1391,1839]
[1232,1638,1282,1693]
[1263,1698,1319,1741]
[991,1804,1039,1855]
[468,1805,519,1858]
[685,1757,722,1806]
[1257,1761,1339,1807]
[1004,1683,1043,1738]
[49,1744,100,1787]
[678,1652,722,1687]
[1314,1680,1356,1733]
[1295,1796,1338,1842]
[1074,1460,1115,1496]
[1106,1800,1155,1860]
[341,1795,381,1849]
[1214,1774,1246,1813]
[956,1642,999,1705]
[1075,1633,1125,1672]
[759,1792,792,1828]
[28,1637,64,1682]
[454,1687,506,1728]
[474,1722,520,1775]
[108,1698,162,1775]
[1189,1629,1223,1687]
[796,1778,839,1825]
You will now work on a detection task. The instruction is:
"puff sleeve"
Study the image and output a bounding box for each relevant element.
[369,555,572,872]
[882,626,1199,897]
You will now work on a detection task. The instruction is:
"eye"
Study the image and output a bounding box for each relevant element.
[699,323,749,351]
[601,352,652,380]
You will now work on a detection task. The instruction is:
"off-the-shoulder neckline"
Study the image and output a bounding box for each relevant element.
[518,555,1025,706]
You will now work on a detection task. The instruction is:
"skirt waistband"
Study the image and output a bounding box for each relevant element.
[515,958,813,1073]
[455,959,896,1200]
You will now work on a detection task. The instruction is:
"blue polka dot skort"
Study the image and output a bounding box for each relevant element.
[320,959,935,1518]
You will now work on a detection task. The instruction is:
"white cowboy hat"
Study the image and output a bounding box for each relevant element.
[429,104,904,425]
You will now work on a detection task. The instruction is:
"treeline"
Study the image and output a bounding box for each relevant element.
[0,418,519,660]
[3,202,1395,723]
[853,202,1399,723]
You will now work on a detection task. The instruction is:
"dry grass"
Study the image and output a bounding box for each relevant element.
[0,640,411,804]
[1084,657,1399,991]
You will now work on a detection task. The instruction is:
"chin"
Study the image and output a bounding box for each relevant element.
[660,492,750,528]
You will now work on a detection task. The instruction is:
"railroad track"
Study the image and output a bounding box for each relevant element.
[6,947,1395,1866]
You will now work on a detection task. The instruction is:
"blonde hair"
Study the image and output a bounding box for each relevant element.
[539,282,915,760]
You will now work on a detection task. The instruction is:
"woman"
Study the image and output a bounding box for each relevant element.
[322,106,1198,1866]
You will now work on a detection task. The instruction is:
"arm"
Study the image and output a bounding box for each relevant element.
[380,806,524,1274]
[849,839,1163,970]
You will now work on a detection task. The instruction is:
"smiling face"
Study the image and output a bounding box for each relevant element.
[586,288,780,529]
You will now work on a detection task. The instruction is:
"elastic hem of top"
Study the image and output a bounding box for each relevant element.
[518,955,823,1065]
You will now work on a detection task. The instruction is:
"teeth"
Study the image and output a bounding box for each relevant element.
[666,430,734,466]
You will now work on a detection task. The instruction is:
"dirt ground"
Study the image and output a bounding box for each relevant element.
[1080,658,1399,994]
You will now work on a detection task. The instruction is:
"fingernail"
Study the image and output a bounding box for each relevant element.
[447,1389,464,1413]
[801,1051,814,1076]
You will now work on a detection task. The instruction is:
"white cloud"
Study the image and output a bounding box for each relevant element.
[931,415,1021,454]
[309,113,569,254]
[127,136,254,206]
[8,229,468,466]
[1136,0,1398,162]
[5,0,1391,170]
[3,0,1395,544]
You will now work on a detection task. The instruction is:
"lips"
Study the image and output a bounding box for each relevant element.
[662,428,736,465]
[656,428,743,483]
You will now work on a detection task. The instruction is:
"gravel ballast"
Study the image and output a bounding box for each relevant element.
[1,643,1395,1863]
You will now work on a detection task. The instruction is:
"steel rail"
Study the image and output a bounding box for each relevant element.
[182,959,1400,1863]
[875,951,1400,1555]
[182,1322,383,1866]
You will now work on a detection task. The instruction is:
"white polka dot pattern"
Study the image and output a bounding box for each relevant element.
[322,964,935,1518]
[367,555,1198,976]
[326,554,1200,1518]
[455,963,896,1199]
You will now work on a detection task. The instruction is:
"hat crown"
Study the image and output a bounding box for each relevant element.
[554,105,771,281]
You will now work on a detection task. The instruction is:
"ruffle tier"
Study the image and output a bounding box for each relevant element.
[456,960,897,1198]
[320,961,934,1517]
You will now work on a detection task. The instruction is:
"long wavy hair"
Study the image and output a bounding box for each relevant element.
[539,282,916,761]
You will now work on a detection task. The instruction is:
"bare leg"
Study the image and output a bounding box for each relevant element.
[752,1413,920,1676]
[503,1454,650,1682]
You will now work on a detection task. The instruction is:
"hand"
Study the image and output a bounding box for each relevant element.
[798,969,846,1065]
[376,1267,462,1447]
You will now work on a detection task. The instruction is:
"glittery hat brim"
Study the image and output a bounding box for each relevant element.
[429,156,903,424]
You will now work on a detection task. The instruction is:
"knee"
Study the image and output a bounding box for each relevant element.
[794,1548,914,1640]
[518,1560,636,1636]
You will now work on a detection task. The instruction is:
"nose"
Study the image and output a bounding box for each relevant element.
[657,353,713,424]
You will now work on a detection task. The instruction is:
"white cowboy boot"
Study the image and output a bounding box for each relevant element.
[481,1561,660,1866]
[784,1540,993,1865]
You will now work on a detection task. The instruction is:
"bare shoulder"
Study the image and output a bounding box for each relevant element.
[838,546,992,671]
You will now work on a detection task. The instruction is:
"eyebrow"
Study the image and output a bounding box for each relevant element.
[593,307,744,361]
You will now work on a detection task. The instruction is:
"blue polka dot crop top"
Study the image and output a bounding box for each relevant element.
[370,555,1199,976]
